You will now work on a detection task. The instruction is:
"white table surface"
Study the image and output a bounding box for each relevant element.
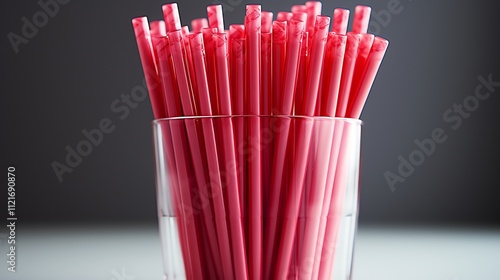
[1,225,498,280]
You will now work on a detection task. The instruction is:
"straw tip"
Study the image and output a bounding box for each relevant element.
[355,5,372,13]
[315,15,331,30]
[373,36,390,50]
[292,12,307,23]
[291,5,306,13]
[162,3,181,31]
[334,8,350,17]
[306,1,322,11]
[213,32,227,48]
[188,32,204,50]
[150,20,166,36]
[167,29,183,43]
[246,5,262,20]
[277,11,293,22]
[262,11,274,32]
[229,24,245,39]
[131,16,147,26]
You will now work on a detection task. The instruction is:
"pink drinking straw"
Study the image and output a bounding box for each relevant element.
[171,30,237,280]
[317,121,352,280]
[263,18,304,280]
[189,32,243,279]
[181,25,190,36]
[150,20,166,35]
[319,33,347,116]
[294,30,308,115]
[348,33,375,113]
[261,11,273,115]
[352,5,371,34]
[305,1,322,35]
[150,20,166,72]
[332,8,350,35]
[275,15,330,279]
[318,38,388,280]
[336,32,361,117]
[191,18,208,33]
[153,33,203,279]
[228,24,246,217]
[148,21,191,278]
[162,3,182,32]
[272,20,287,114]
[291,4,306,14]
[169,31,227,279]
[213,32,249,280]
[131,17,166,119]
[290,12,308,114]
[207,4,224,32]
[297,16,330,116]
[347,37,389,118]
[261,11,273,241]
[277,11,293,22]
[202,28,220,114]
[245,5,262,279]
[309,32,347,279]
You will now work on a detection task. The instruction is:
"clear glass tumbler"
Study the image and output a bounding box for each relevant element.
[152,116,362,280]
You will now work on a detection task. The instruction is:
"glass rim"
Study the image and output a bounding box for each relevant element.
[152,115,363,125]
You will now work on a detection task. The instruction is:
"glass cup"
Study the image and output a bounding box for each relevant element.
[152,116,362,280]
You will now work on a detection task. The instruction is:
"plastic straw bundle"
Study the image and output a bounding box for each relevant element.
[133,2,388,279]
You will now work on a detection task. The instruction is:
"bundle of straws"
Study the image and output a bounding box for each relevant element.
[133,2,388,279]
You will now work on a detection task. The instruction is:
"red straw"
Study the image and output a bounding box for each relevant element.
[336,32,361,117]
[150,20,166,35]
[245,5,263,279]
[131,17,167,119]
[297,16,330,116]
[294,30,308,115]
[152,33,204,279]
[348,33,375,113]
[207,5,224,32]
[317,122,355,279]
[305,1,322,35]
[260,11,273,250]
[191,18,208,33]
[332,8,350,35]
[202,28,220,114]
[319,33,347,116]
[352,5,371,34]
[280,19,305,115]
[263,19,304,280]
[228,24,246,215]
[277,11,293,22]
[213,31,249,279]
[162,3,182,32]
[291,12,308,115]
[291,5,306,14]
[275,15,330,279]
[188,32,232,279]
[271,20,287,114]
[169,30,223,279]
[347,36,389,118]
[261,12,273,115]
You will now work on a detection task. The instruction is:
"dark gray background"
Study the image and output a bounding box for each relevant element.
[2,0,499,227]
